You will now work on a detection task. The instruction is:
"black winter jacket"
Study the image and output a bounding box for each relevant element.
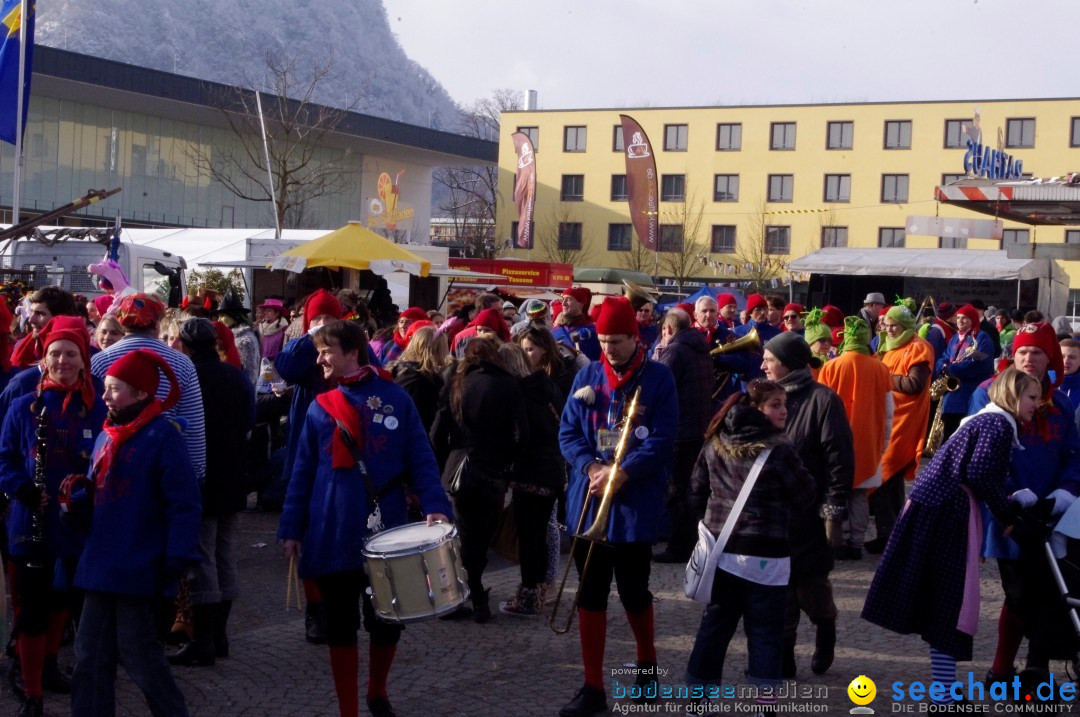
[391,361,443,433]
[191,351,256,516]
[689,404,817,558]
[457,361,528,482]
[778,367,855,578]
[511,370,566,491]
[656,328,714,442]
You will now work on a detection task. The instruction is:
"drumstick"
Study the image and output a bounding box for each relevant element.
[286,555,302,611]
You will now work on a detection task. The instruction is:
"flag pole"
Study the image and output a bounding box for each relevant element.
[255,90,281,240]
[11,0,28,224]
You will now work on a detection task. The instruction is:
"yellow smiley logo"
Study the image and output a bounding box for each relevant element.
[848,675,877,706]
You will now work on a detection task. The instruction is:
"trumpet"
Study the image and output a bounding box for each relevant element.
[549,387,643,635]
[710,327,760,356]
[922,375,960,458]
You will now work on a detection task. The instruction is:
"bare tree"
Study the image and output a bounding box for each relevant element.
[659,190,707,293]
[433,89,521,258]
[734,195,790,294]
[537,203,594,265]
[616,238,656,274]
[185,51,361,230]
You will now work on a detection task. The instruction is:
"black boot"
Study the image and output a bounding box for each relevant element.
[559,684,608,717]
[215,600,232,658]
[42,653,73,693]
[17,696,43,717]
[168,603,217,667]
[781,639,797,679]
[634,662,658,702]
[811,620,836,675]
[305,601,327,644]
[472,588,491,624]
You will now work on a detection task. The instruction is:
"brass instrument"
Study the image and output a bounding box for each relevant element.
[549,386,643,635]
[922,376,960,458]
[710,327,760,357]
[622,280,658,309]
[27,406,48,569]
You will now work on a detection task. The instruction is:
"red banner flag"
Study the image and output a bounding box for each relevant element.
[511,131,536,249]
[620,114,658,251]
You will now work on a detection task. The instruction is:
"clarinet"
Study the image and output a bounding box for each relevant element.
[26,405,48,569]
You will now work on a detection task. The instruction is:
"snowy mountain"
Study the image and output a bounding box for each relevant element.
[37,0,462,129]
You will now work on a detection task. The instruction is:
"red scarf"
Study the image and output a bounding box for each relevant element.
[10,333,41,370]
[40,369,96,416]
[315,366,389,469]
[392,330,408,352]
[602,343,645,391]
[93,399,165,489]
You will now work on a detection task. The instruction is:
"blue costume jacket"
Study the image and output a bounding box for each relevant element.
[559,359,678,544]
[278,378,453,578]
[75,415,201,596]
[552,319,601,361]
[969,384,1080,559]
[1058,372,1080,416]
[0,383,106,560]
[934,330,995,415]
[0,365,42,418]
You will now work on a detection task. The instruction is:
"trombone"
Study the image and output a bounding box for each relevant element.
[549,387,643,635]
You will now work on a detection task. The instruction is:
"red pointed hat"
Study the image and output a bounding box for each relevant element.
[399,306,428,322]
[302,289,343,333]
[716,293,737,308]
[105,348,181,411]
[595,297,638,336]
[562,286,592,308]
[745,294,768,313]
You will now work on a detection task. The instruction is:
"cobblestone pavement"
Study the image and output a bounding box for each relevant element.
[3,511,1067,716]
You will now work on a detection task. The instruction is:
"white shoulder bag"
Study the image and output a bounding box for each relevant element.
[683,447,773,604]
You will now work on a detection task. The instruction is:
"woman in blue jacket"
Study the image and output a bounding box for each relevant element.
[279,320,451,717]
[0,316,106,717]
[933,304,995,441]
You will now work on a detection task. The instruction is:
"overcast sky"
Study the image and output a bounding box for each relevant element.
[383,0,1078,110]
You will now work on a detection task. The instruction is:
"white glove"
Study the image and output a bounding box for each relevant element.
[1010,488,1038,508]
[1048,488,1078,517]
[307,325,321,336]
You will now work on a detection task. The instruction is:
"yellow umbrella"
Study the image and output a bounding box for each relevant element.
[268,221,431,277]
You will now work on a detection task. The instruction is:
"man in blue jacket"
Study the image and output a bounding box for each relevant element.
[279,320,451,717]
[969,322,1080,684]
[558,297,678,717]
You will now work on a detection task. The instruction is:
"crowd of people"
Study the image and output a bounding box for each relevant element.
[1,278,1079,717]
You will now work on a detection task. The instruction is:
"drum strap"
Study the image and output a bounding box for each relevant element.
[333,419,409,509]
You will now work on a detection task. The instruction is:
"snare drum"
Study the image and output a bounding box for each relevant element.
[362,522,469,623]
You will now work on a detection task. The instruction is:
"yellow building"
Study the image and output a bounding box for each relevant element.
[496,99,1080,296]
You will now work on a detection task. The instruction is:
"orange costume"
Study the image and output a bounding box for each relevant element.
[878,335,935,483]
[817,351,893,489]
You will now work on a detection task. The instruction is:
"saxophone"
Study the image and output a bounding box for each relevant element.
[922,376,959,458]
[26,405,48,569]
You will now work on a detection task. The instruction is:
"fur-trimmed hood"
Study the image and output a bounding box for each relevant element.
[714,430,789,461]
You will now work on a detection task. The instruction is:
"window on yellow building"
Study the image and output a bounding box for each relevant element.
[716,123,741,151]
[1071,118,1080,148]
[659,225,683,252]
[939,236,967,249]
[664,124,688,151]
[942,174,966,185]
[608,224,633,251]
[611,175,628,201]
[821,227,848,248]
[826,122,853,150]
[714,174,739,202]
[767,174,793,202]
[661,174,686,202]
[770,122,796,150]
[517,126,539,151]
[884,120,912,149]
[561,174,584,201]
[824,174,850,203]
[613,125,625,152]
[564,126,587,152]
[1066,230,1080,244]
[881,174,909,203]
[878,228,905,248]
[765,226,790,254]
[944,119,973,149]
[1006,118,1035,148]
[558,222,583,250]
[711,225,736,253]
[1002,229,1030,246]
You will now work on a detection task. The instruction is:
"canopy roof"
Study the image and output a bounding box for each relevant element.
[574,267,653,285]
[788,247,1066,283]
[934,176,1080,226]
[268,222,430,277]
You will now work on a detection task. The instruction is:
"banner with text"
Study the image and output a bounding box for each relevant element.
[448,259,573,289]
[511,132,537,249]
[620,114,658,251]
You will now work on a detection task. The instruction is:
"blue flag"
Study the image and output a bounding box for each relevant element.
[0,0,34,146]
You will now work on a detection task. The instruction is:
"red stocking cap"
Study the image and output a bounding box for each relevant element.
[106,348,181,411]
[399,306,428,322]
[595,297,638,337]
[744,294,768,313]
[302,289,343,333]
[39,315,95,411]
[1014,322,1066,391]
[562,286,592,307]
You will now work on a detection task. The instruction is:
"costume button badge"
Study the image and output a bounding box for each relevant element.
[384,416,399,431]
[634,426,649,440]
